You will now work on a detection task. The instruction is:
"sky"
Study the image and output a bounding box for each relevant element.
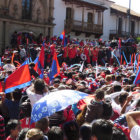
[112,0,140,13]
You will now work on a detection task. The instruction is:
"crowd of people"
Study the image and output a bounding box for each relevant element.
[0,32,140,140]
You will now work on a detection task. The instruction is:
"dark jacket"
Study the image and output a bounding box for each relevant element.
[85,100,103,123]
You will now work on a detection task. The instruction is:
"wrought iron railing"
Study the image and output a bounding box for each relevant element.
[65,19,103,34]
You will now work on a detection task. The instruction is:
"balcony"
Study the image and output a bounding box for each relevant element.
[65,20,103,35]
[109,30,140,39]
[110,30,140,37]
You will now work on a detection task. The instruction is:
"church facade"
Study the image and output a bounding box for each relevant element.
[0,0,54,53]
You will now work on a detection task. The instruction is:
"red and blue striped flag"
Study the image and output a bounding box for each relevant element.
[5,60,31,93]
[49,51,60,81]
[37,45,45,78]
[133,68,140,85]
[60,30,67,47]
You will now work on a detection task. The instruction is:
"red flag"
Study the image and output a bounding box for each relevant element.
[131,54,133,65]
[77,95,95,110]
[37,46,45,78]
[60,30,66,47]
[124,60,126,65]
[137,55,140,71]
[134,68,140,84]
[118,38,121,48]
[49,51,60,81]
[5,60,31,93]
[121,55,122,65]
[11,53,15,64]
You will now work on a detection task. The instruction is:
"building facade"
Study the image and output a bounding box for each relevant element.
[102,4,140,40]
[0,0,140,52]
[53,0,140,41]
[53,0,112,40]
[0,0,54,53]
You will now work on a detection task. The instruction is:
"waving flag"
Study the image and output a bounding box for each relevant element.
[0,81,4,92]
[5,60,31,93]
[60,30,67,47]
[118,38,121,48]
[31,90,88,123]
[112,52,120,66]
[49,51,60,81]
[37,45,45,79]
[77,95,95,110]
[123,52,128,65]
[34,57,39,72]
[133,68,140,85]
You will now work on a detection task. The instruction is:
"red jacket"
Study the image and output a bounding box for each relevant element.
[84,48,90,63]
[63,47,69,58]
[69,47,77,59]
[92,50,98,61]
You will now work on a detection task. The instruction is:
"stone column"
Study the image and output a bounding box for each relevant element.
[116,16,118,33]
[5,21,10,47]
[82,7,84,31]
[1,20,6,54]
[93,9,95,24]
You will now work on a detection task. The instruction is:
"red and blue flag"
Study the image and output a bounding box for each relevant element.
[34,57,39,72]
[5,60,31,93]
[60,30,67,47]
[133,68,140,85]
[37,45,45,79]
[49,51,60,81]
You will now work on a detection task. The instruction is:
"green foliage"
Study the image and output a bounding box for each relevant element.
[137,37,140,42]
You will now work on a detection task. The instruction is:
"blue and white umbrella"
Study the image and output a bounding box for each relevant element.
[31,90,88,123]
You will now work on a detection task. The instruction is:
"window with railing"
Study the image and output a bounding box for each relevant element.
[22,0,32,20]
[88,12,93,23]
[118,17,122,34]
[97,11,101,25]
[66,7,72,20]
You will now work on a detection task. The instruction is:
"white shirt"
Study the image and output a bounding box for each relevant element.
[3,64,16,72]
[105,91,138,115]
[26,87,48,106]
[105,92,122,114]
[112,81,121,86]
[130,125,140,140]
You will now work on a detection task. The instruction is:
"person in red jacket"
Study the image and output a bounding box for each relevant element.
[84,46,90,65]
[6,120,21,140]
[70,45,77,65]
[92,47,98,66]
[50,43,56,56]
[63,45,70,65]
[17,33,22,46]
[80,40,84,47]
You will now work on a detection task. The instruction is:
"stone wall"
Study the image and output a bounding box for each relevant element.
[0,0,54,54]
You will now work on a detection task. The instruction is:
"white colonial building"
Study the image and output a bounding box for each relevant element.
[53,0,112,40]
[102,4,140,40]
[53,0,140,41]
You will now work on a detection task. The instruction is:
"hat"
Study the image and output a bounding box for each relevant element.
[123,78,129,84]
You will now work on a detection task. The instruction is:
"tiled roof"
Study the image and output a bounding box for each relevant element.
[111,4,140,17]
